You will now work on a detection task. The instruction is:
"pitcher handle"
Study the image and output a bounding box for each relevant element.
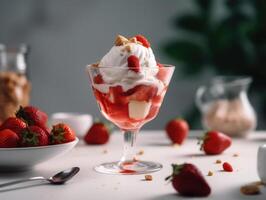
[195,86,207,112]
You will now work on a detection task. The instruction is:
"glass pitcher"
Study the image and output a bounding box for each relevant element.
[195,76,257,137]
[0,44,31,123]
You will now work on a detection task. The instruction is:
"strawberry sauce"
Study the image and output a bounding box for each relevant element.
[92,84,166,130]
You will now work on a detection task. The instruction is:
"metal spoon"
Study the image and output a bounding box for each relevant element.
[0,167,80,188]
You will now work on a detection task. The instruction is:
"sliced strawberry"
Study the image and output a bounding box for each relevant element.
[125,85,158,102]
[135,35,150,48]
[156,63,168,82]
[127,55,140,73]
[109,86,129,105]
[93,74,104,84]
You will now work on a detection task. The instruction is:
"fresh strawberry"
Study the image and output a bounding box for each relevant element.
[135,35,150,48]
[84,122,110,145]
[39,124,51,137]
[0,117,27,135]
[165,163,211,197]
[16,106,48,127]
[93,74,104,84]
[50,123,76,144]
[223,162,233,172]
[0,129,19,148]
[165,118,189,145]
[127,55,140,73]
[20,125,49,147]
[199,130,232,155]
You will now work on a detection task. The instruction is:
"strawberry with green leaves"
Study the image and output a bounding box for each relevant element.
[20,125,49,147]
[166,163,211,197]
[198,130,232,155]
[50,123,76,144]
[16,106,48,127]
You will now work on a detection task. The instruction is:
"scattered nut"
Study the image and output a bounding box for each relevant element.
[137,150,144,155]
[233,153,239,157]
[129,37,137,43]
[114,35,128,46]
[145,175,153,181]
[215,159,222,164]
[124,45,132,53]
[240,184,260,195]
[207,171,213,176]
[102,149,108,154]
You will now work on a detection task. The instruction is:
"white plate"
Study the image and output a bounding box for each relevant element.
[0,138,79,171]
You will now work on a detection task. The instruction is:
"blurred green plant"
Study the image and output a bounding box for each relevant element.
[164,0,266,128]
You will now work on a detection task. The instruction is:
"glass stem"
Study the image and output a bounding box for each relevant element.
[119,130,138,165]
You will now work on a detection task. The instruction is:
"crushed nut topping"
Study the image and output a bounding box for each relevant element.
[114,35,128,46]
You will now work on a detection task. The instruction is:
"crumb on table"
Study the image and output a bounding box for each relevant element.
[207,171,214,176]
[145,175,153,181]
[215,159,222,164]
[240,184,260,195]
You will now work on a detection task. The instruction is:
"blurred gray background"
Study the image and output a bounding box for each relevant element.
[0,0,200,130]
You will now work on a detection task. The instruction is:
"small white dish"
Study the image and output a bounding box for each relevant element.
[50,112,93,138]
[0,138,79,171]
[257,144,266,184]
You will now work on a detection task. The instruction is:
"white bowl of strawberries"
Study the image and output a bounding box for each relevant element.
[0,106,78,171]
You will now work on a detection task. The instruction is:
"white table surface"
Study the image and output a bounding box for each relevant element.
[0,130,265,200]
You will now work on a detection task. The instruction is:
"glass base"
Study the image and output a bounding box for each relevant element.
[94,160,163,175]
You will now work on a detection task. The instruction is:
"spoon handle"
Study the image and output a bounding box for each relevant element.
[0,176,46,188]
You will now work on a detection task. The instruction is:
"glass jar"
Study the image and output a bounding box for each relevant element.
[0,44,31,123]
[195,76,257,137]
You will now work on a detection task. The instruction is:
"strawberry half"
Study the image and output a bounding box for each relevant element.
[0,129,19,148]
[127,55,140,73]
[135,35,150,48]
[20,125,49,147]
[16,106,48,127]
[166,163,211,197]
[50,123,76,144]
[0,117,27,135]
[156,62,168,82]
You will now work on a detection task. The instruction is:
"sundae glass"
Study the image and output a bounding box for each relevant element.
[86,35,174,174]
